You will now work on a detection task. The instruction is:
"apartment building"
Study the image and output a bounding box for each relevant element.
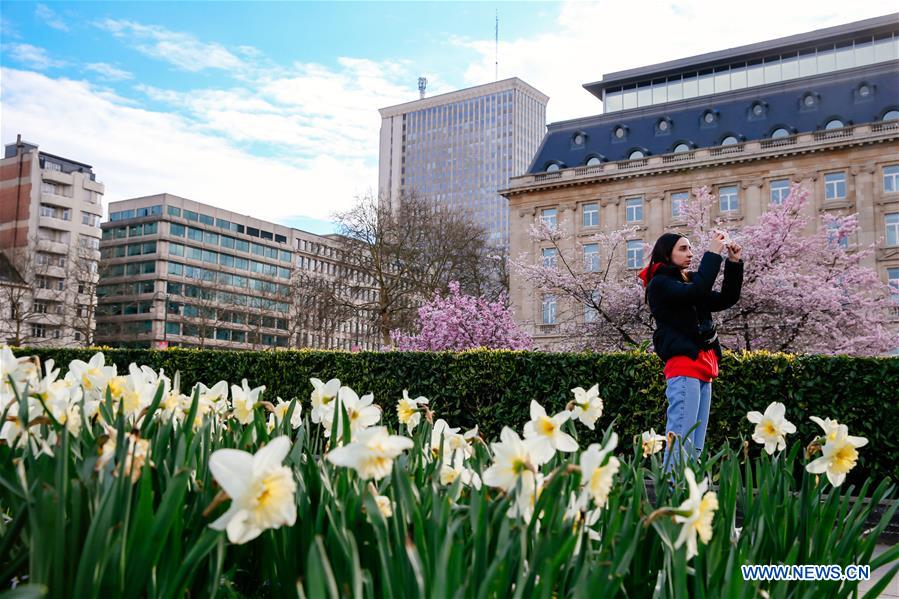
[502,14,899,347]
[379,78,548,247]
[95,194,379,350]
[0,137,105,346]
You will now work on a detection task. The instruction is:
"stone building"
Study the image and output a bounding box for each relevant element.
[502,14,899,348]
[0,137,105,346]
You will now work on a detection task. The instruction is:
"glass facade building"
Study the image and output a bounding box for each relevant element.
[379,78,548,247]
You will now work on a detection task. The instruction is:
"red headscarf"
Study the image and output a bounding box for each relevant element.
[638,261,664,288]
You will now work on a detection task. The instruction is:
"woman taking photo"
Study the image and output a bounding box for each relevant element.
[639,231,743,469]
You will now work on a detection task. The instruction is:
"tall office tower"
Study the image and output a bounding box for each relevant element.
[96,194,379,350]
[379,78,548,247]
[502,14,899,348]
[0,138,104,346]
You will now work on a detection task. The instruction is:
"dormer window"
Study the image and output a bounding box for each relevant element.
[701,110,718,126]
[656,117,673,134]
[571,130,587,148]
[612,125,628,141]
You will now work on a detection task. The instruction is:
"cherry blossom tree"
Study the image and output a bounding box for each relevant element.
[511,221,652,351]
[392,282,532,351]
[686,185,897,355]
[513,185,897,355]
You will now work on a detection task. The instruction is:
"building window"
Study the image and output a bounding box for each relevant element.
[613,126,627,140]
[770,179,791,205]
[585,156,602,167]
[582,202,599,227]
[541,295,557,325]
[824,118,845,130]
[770,127,791,138]
[540,208,558,228]
[656,118,672,134]
[802,92,819,109]
[625,197,643,222]
[673,143,691,153]
[883,165,899,193]
[888,268,899,306]
[583,243,600,272]
[720,135,739,146]
[167,206,181,217]
[626,240,644,269]
[886,213,899,246]
[671,191,689,218]
[749,101,767,119]
[545,163,561,173]
[541,247,557,269]
[584,303,597,323]
[719,185,739,212]
[883,110,899,122]
[628,150,645,159]
[824,172,847,200]
[31,324,46,338]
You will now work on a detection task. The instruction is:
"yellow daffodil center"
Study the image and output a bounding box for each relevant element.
[122,391,142,414]
[512,458,528,474]
[397,401,415,422]
[537,417,555,436]
[107,377,125,399]
[694,492,718,543]
[762,421,778,436]
[831,443,858,474]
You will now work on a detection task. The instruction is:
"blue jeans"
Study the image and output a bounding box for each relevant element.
[662,376,712,471]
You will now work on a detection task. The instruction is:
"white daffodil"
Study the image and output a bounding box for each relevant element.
[806,423,868,487]
[208,436,297,544]
[427,418,460,460]
[672,469,719,561]
[327,386,380,440]
[641,429,667,458]
[439,451,483,490]
[374,495,393,518]
[570,384,603,430]
[68,352,116,397]
[746,402,796,455]
[231,379,265,425]
[809,416,842,443]
[483,426,536,492]
[579,433,620,510]
[268,397,303,433]
[198,381,230,416]
[397,390,428,434]
[310,378,340,424]
[97,429,152,483]
[564,492,602,544]
[326,426,414,480]
[523,400,578,465]
[0,346,39,403]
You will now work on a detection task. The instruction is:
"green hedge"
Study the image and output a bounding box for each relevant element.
[13,347,899,490]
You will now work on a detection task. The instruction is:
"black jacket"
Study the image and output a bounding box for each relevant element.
[646,252,743,362]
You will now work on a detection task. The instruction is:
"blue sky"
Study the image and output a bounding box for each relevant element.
[1,1,894,234]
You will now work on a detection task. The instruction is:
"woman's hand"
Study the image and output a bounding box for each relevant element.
[727,242,742,262]
[709,231,726,254]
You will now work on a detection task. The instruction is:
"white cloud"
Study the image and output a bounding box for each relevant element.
[3,43,65,70]
[85,62,133,81]
[95,18,246,72]
[458,0,899,123]
[0,68,376,223]
[35,4,69,31]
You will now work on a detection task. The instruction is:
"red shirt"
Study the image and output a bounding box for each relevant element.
[664,349,719,382]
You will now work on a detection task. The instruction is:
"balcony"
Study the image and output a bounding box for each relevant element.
[506,120,899,192]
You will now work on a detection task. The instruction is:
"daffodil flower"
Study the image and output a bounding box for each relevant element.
[641,429,666,458]
[747,402,796,455]
[396,390,428,434]
[569,384,603,430]
[326,386,381,440]
[309,378,340,424]
[672,469,718,561]
[208,436,297,544]
[231,379,265,425]
[579,432,620,510]
[805,422,868,487]
[523,400,578,465]
[326,426,413,480]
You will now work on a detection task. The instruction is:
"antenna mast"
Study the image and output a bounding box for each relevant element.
[494,9,499,81]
